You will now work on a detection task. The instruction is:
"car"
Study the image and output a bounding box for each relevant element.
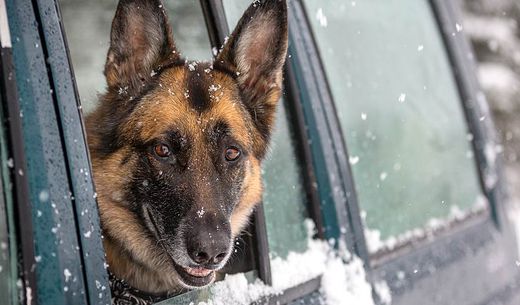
[1,0,519,304]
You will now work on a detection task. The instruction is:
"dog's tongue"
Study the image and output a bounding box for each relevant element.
[185,267,212,277]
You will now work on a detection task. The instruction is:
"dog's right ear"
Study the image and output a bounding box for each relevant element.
[105,0,178,95]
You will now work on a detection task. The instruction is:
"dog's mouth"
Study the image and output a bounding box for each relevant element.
[144,207,218,288]
[171,262,216,288]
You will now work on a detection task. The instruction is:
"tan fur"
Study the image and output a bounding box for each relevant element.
[90,148,180,292]
[231,158,263,236]
[121,69,253,148]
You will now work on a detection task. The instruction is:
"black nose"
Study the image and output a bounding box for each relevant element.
[187,236,229,265]
[190,249,228,265]
[186,220,231,266]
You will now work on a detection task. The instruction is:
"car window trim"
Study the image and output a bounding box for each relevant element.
[0,4,38,303]
[37,1,112,303]
[199,0,229,52]
[283,62,325,240]
[289,0,369,263]
[430,0,504,227]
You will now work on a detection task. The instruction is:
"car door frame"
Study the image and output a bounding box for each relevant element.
[4,0,111,304]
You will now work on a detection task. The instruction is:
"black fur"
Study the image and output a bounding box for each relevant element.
[186,63,213,113]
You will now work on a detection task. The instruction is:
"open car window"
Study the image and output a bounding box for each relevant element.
[59,0,322,304]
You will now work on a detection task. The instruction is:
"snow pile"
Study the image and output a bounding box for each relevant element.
[365,196,489,254]
[270,233,330,290]
[373,281,392,305]
[196,275,274,305]
[198,220,384,305]
[321,255,375,305]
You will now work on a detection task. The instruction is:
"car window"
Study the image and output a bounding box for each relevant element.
[303,0,487,254]
[0,96,18,305]
[60,0,212,114]
[223,0,310,260]
[261,102,309,258]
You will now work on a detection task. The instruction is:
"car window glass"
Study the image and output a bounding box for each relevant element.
[223,0,309,260]
[59,0,212,113]
[0,97,17,305]
[303,0,487,254]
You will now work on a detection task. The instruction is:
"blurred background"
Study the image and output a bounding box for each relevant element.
[460,0,520,202]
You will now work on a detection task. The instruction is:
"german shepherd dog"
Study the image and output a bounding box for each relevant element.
[86,0,288,297]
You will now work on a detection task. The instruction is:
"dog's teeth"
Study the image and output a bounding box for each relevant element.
[185,267,212,277]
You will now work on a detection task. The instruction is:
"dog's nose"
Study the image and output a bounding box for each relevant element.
[186,219,231,266]
[187,236,229,265]
[190,248,227,265]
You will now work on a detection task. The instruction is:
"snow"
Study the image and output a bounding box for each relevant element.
[195,220,384,305]
[316,8,328,28]
[321,256,375,305]
[365,196,489,253]
[349,155,360,165]
[38,190,49,203]
[64,268,72,282]
[373,281,392,305]
[26,287,33,305]
[196,207,206,218]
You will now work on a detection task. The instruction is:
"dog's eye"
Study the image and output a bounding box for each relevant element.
[154,143,171,158]
[225,147,241,161]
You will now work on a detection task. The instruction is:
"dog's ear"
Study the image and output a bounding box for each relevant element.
[105,0,178,94]
[216,0,288,151]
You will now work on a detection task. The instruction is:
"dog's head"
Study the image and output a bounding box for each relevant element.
[86,0,288,293]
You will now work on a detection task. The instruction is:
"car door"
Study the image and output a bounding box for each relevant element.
[291,0,520,304]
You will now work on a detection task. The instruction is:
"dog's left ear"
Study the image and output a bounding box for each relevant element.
[105,0,178,95]
[216,0,288,154]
